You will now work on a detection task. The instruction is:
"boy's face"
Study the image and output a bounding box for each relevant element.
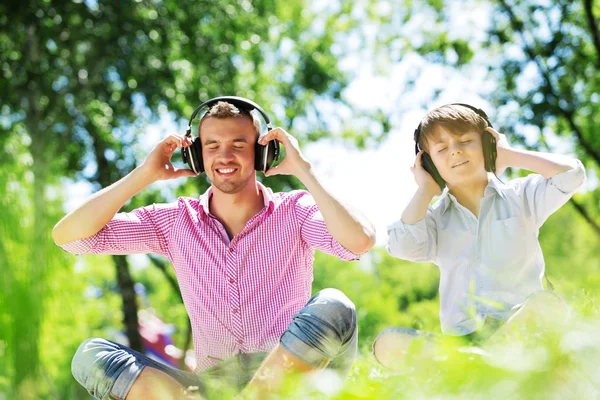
[426,124,487,186]
[200,116,258,194]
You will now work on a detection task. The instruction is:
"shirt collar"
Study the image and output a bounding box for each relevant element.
[438,176,507,215]
[485,176,508,200]
[198,181,275,216]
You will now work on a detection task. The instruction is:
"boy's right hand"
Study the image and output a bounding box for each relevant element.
[412,151,441,196]
[140,134,197,182]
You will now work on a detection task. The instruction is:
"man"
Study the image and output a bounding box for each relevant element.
[53,99,376,399]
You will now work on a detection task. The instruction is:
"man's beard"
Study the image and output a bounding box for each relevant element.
[212,174,253,194]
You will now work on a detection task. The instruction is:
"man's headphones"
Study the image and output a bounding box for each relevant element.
[413,103,497,190]
[181,96,280,174]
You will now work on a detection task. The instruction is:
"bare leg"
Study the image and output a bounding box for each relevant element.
[488,290,570,343]
[373,329,435,371]
[126,367,201,400]
[240,345,317,399]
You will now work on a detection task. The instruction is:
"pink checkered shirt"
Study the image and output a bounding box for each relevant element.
[60,183,360,372]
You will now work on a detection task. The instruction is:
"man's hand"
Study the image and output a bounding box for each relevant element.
[257,128,311,178]
[485,127,511,173]
[140,134,197,182]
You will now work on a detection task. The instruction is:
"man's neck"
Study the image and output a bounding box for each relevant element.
[448,177,490,219]
[209,181,266,238]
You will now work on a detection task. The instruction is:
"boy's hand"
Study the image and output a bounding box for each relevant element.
[485,127,511,172]
[140,134,197,182]
[413,151,442,196]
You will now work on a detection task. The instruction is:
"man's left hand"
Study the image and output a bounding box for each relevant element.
[258,127,312,177]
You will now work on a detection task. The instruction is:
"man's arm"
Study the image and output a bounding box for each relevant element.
[52,134,195,245]
[258,128,376,254]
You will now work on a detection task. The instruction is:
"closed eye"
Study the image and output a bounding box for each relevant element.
[437,147,447,153]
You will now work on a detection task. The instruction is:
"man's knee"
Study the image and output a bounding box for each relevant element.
[310,288,357,340]
[282,288,357,364]
[71,337,142,400]
[72,338,103,384]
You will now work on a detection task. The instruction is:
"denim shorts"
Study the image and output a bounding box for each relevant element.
[72,288,357,400]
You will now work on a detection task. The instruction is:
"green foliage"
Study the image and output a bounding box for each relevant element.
[3,0,600,398]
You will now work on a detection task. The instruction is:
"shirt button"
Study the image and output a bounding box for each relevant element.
[237,339,244,345]
[232,308,239,313]
[228,278,235,284]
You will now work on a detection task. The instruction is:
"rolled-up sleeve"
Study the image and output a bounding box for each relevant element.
[294,192,361,261]
[387,212,437,263]
[521,160,586,228]
[58,202,181,257]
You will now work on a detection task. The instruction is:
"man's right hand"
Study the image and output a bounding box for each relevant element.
[412,151,441,196]
[140,134,197,182]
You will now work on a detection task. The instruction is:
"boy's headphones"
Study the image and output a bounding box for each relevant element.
[181,96,280,174]
[413,103,497,190]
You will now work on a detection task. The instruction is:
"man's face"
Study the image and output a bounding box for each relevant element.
[200,116,258,194]
[427,125,487,186]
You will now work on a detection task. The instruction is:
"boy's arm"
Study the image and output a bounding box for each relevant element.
[488,127,580,178]
[387,211,438,263]
[487,128,586,226]
[258,128,376,255]
[388,151,440,262]
[52,134,195,245]
[402,151,441,224]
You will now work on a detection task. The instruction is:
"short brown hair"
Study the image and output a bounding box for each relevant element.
[417,104,488,152]
[199,101,262,136]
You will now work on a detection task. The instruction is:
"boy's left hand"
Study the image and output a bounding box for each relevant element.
[485,127,511,172]
[258,127,312,177]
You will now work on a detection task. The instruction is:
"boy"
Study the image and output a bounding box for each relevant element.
[374,104,585,369]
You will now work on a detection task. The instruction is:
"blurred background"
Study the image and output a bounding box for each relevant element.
[1,0,599,398]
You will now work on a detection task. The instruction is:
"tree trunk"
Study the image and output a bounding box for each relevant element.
[113,255,143,352]
[15,23,45,394]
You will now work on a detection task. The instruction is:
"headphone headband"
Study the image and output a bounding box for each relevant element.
[182,96,280,174]
[185,96,272,137]
[413,103,498,190]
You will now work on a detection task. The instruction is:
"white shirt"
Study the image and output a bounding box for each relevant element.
[387,161,586,335]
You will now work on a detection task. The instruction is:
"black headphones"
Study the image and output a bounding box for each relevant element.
[181,96,280,174]
[413,103,497,190]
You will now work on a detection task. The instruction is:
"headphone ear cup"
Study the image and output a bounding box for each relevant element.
[421,152,446,190]
[482,131,497,173]
[254,139,280,172]
[190,138,204,174]
[254,142,267,172]
[265,140,279,171]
